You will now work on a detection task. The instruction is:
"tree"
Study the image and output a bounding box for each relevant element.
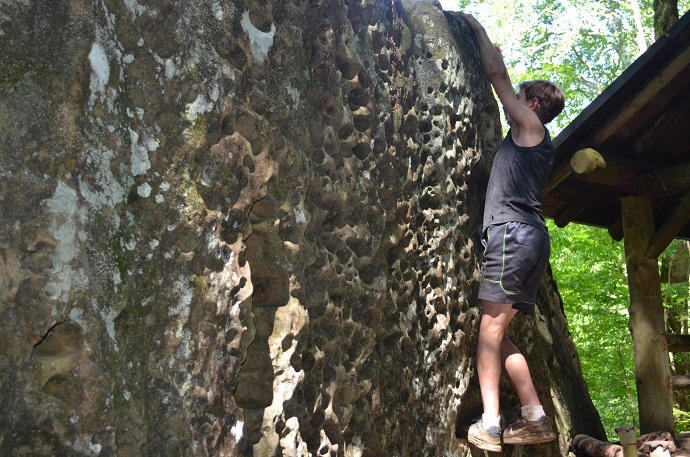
[456,0,690,132]
[655,0,680,37]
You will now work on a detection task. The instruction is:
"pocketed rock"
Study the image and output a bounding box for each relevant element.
[0,0,605,456]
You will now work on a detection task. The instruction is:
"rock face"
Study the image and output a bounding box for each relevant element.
[0,0,605,455]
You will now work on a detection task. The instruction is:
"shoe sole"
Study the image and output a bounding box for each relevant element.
[503,432,556,445]
[467,435,501,452]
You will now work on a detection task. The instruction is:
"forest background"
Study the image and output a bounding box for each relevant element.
[440,0,690,439]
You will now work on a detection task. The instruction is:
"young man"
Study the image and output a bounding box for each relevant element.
[460,13,566,453]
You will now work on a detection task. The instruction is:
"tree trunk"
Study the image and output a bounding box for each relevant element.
[654,0,679,39]
[629,0,648,54]
[621,197,675,434]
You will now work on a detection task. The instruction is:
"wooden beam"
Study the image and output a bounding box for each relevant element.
[592,45,690,145]
[571,434,623,457]
[646,190,690,258]
[608,218,624,241]
[570,148,643,187]
[665,333,690,352]
[671,375,690,391]
[554,184,604,227]
[621,196,675,434]
[545,160,572,194]
[619,161,690,199]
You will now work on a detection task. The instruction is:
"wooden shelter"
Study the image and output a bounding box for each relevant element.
[544,10,690,434]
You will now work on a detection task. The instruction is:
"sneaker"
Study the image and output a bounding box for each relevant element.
[503,416,556,445]
[467,419,501,452]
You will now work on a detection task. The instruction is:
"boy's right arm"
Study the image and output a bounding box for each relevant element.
[460,13,543,140]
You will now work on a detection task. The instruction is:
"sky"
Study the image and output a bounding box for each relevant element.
[438,0,460,11]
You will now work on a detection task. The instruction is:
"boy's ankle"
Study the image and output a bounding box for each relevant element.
[521,405,545,421]
[481,413,501,430]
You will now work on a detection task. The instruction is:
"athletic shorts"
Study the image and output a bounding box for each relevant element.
[478,221,550,312]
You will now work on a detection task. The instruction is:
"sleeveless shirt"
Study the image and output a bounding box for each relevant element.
[482,128,554,233]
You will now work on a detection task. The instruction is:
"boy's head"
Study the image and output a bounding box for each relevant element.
[518,80,565,124]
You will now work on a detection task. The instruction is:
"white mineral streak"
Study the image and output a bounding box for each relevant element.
[240,10,275,63]
[169,277,193,322]
[230,421,243,441]
[88,42,110,95]
[185,94,214,124]
[129,128,151,176]
[137,182,152,197]
[45,182,89,302]
[100,305,120,351]
[212,2,224,21]
[123,0,146,17]
[165,59,176,79]
[79,147,126,211]
[293,208,306,224]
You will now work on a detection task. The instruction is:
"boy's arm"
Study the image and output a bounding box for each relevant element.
[460,13,544,143]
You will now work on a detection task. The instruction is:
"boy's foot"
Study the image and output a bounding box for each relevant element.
[467,420,501,452]
[503,416,557,445]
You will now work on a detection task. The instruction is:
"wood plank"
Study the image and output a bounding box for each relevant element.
[592,45,690,146]
[621,196,675,434]
[671,375,690,391]
[618,161,690,199]
[665,333,690,352]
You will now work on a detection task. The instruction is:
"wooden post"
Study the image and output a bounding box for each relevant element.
[620,196,675,434]
[616,426,637,457]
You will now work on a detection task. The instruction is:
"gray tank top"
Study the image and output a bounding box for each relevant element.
[482,128,554,233]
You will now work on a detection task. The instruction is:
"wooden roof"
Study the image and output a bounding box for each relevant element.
[544,10,690,241]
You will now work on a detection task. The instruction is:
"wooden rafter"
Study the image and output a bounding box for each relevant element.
[646,190,690,258]
[618,160,690,198]
[666,333,690,352]
[591,45,690,146]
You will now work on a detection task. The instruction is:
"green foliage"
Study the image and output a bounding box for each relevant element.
[675,407,690,433]
[455,0,690,132]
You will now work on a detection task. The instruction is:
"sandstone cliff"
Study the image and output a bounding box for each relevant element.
[0,0,605,455]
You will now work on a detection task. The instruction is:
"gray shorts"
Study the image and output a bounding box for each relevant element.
[478,221,550,312]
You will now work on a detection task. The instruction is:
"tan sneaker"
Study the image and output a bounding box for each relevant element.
[503,416,556,445]
[467,420,501,452]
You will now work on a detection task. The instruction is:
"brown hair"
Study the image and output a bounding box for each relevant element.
[519,80,565,124]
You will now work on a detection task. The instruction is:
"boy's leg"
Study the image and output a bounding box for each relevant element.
[500,327,556,445]
[477,300,518,419]
[468,300,516,451]
[500,336,540,407]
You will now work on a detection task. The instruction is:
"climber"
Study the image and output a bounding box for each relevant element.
[460,12,566,453]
